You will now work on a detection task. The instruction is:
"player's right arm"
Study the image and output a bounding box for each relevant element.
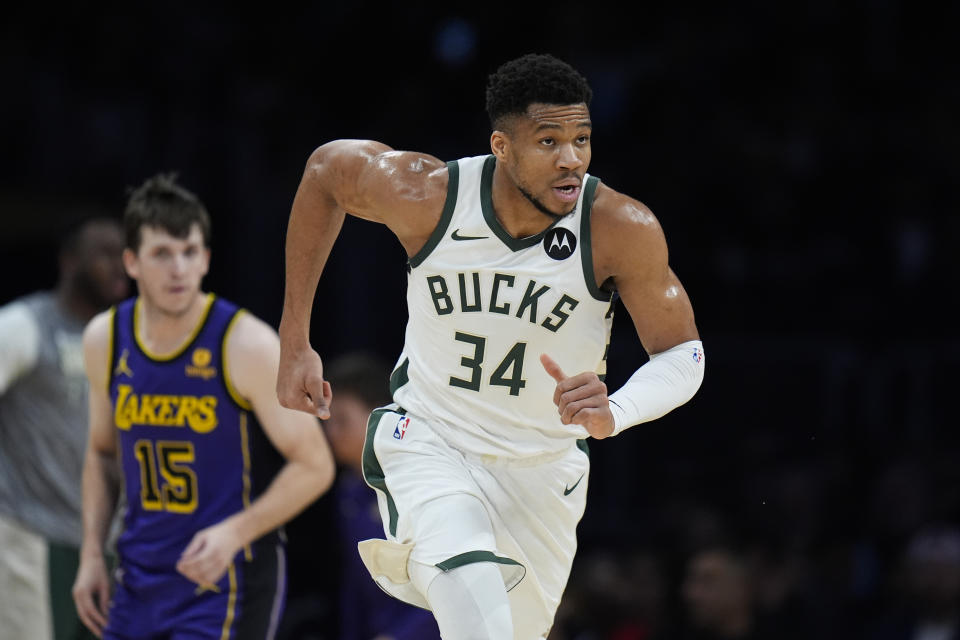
[73,310,119,638]
[277,140,448,416]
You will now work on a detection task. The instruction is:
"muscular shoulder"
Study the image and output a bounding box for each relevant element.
[307,140,448,219]
[590,183,668,286]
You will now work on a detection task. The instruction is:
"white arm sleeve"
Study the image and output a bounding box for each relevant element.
[0,302,41,394]
[608,339,705,436]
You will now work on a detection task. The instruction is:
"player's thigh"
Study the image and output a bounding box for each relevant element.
[364,410,486,540]
[0,514,52,640]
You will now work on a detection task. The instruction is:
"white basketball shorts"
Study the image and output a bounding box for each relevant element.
[361,405,590,640]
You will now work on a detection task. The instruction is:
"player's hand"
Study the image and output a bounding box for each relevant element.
[72,552,111,638]
[540,353,615,439]
[277,343,333,419]
[176,521,243,589]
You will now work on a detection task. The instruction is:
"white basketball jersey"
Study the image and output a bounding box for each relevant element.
[391,155,615,458]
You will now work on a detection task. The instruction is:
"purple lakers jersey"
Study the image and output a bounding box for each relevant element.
[108,294,284,570]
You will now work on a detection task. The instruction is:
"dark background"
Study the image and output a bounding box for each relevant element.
[2,2,957,638]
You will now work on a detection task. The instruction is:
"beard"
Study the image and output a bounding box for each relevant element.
[72,268,116,310]
[516,180,577,221]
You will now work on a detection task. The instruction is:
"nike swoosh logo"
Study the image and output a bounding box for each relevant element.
[451,229,488,241]
[564,474,584,496]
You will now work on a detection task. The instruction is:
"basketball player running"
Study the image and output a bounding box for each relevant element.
[277,54,705,639]
[73,174,335,639]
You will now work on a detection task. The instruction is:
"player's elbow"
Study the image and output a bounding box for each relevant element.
[316,456,336,497]
[307,444,336,498]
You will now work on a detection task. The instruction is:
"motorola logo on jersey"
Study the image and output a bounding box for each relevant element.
[543,228,577,260]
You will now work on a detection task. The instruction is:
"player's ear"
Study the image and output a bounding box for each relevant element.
[490,130,509,161]
[122,248,139,279]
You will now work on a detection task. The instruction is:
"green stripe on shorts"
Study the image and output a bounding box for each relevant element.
[362,408,400,537]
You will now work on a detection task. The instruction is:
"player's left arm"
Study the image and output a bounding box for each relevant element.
[543,184,704,438]
[176,312,335,587]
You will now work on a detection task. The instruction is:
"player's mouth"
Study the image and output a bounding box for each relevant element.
[552,181,581,203]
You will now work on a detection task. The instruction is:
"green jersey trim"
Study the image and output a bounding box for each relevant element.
[579,176,610,302]
[389,358,410,395]
[435,550,526,592]
[408,161,460,269]
[480,155,561,251]
[576,438,590,457]
[362,408,401,536]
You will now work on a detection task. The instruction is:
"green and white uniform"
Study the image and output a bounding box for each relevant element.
[363,154,615,639]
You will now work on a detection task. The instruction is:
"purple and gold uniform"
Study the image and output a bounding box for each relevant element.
[105,294,286,640]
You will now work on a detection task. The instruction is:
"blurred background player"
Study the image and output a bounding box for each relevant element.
[0,217,129,640]
[323,351,442,640]
[72,173,335,638]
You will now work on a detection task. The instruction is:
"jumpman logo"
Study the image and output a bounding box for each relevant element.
[114,349,134,378]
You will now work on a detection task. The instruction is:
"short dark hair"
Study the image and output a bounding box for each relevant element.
[57,215,121,258]
[123,172,211,251]
[324,351,394,410]
[485,53,593,131]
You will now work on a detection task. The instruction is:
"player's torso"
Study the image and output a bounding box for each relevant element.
[108,294,279,567]
[0,292,88,544]
[393,155,615,458]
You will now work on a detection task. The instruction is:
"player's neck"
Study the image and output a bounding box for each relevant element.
[56,284,102,324]
[490,165,557,239]
[135,291,210,356]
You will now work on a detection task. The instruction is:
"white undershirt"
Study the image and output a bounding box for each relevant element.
[0,302,40,394]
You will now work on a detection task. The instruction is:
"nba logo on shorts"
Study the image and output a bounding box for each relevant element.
[692,347,703,364]
[394,416,411,440]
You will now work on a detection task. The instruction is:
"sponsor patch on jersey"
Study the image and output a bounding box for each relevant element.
[543,228,577,260]
[692,347,704,364]
[393,416,411,440]
[186,347,217,380]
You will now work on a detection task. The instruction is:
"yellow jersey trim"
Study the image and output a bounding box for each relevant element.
[105,307,116,392]
[219,563,237,640]
[239,412,253,562]
[133,293,215,362]
[221,309,252,410]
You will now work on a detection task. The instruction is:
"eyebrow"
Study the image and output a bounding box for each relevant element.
[533,120,593,132]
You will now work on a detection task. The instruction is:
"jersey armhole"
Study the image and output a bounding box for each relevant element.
[105,306,118,392]
[407,160,459,269]
[579,176,613,302]
[221,309,253,411]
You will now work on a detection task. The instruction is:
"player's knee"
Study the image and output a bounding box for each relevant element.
[424,561,512,640]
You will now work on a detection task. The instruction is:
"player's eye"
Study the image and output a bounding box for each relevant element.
[577,135,590,144]
[540,138,555,146]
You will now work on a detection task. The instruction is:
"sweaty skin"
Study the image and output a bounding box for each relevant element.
[277,102,699,438]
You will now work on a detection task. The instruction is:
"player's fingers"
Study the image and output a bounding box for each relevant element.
[180,533,206,561]
[303,372,330,418]
[88,597,108,632]
[558,378,607,407]
[314,380,332,419]
[73,593,96,634]
[561,396,608,425]
[540,354,567,384]
[277,371,316,414]
[77,606,102,639]
[77,590,106,636]
[97,580,111,619]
